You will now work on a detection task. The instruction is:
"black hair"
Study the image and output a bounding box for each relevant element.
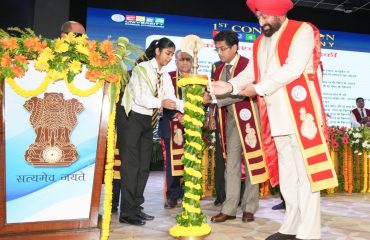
[213,30,239,47]
[356,97,364,103]
[143,37,176,60]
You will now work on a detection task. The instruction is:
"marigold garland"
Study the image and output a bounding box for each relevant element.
[169,75,211,238]
[367,152,370,192]
[5,76,52,98]
[362,151,368,192]
[101,102,117,240]
[346,144,353,193]
[177,77,208,87]
[67,79,105,97]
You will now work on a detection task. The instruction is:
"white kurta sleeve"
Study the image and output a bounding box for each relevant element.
[257,24,315,96]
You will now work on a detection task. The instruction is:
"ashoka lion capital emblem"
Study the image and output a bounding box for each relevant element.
[24,92,84,166]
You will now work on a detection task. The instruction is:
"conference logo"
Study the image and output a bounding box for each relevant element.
[291,85,307,102]
[123,14,165,28]
[111,14,125,22]
[239,108,252,121]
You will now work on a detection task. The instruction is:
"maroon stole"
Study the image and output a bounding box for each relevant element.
[215,55,269,184]
[168,71,184,176]
[352,108,370,124]
[253,20,338,191]
[113,145,121,180]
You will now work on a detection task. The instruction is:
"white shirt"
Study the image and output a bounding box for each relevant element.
[212,54,238,104]
[122,58,184,116]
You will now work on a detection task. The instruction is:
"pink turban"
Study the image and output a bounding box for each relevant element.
[246,0,293,16]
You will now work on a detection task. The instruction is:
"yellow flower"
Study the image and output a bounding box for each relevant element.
[185,102,204,114]
[184,152,201,164]
[184,192,201,201]
[189,141,202,151]
[184,129,202,137]
[47,69,64,81]
[69,60,82,74]
[54,39,69,53]
[76,44,90,56]
[186,93,203,102]
[185,181,201,190]
[38,47,55,61]
[177,77,208,87]
[182,202,200,213]
[74,34,88,45]
[34,58,49,71]
[63,33,76,43]
[184,115,203,127]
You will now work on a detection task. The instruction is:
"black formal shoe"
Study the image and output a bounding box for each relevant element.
[265,232,296,240]
[119,215,145,226]
[213,199,224,207]
[136,211,154,220]
[272,201,286,210]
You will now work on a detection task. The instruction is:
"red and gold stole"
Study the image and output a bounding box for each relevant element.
[169,71,184,176]
[253,20,338,191]
[214,55,269,184]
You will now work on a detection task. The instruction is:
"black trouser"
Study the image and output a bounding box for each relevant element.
[164,137,183,201]
[112,179,121,209]
[117,107,153,217]
[214,127,226,202]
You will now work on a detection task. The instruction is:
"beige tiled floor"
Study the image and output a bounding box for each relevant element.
[101,171,370,240]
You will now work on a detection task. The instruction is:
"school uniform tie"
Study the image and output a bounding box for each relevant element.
[152,73,161,128]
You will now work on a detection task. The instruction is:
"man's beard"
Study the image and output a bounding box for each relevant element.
[261,22,281,37]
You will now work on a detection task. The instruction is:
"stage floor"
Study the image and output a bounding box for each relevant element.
[101,171,370,240]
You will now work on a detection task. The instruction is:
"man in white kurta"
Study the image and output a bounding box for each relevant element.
[211,0,323,239]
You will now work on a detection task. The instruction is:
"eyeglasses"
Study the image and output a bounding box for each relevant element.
[214,46,230,53]
[72,32,83,37]
[178,57,192,62]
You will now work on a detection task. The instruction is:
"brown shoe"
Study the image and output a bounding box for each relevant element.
[164,199,177,209]
[210,213,236,223]
[242,212,254,222]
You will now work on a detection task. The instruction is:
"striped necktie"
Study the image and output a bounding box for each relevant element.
[152,73,161,128]
[223,65,232,81]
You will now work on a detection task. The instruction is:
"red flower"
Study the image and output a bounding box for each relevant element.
[332,141,339,149]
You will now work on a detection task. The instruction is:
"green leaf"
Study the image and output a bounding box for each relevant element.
[109,82,118,113]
